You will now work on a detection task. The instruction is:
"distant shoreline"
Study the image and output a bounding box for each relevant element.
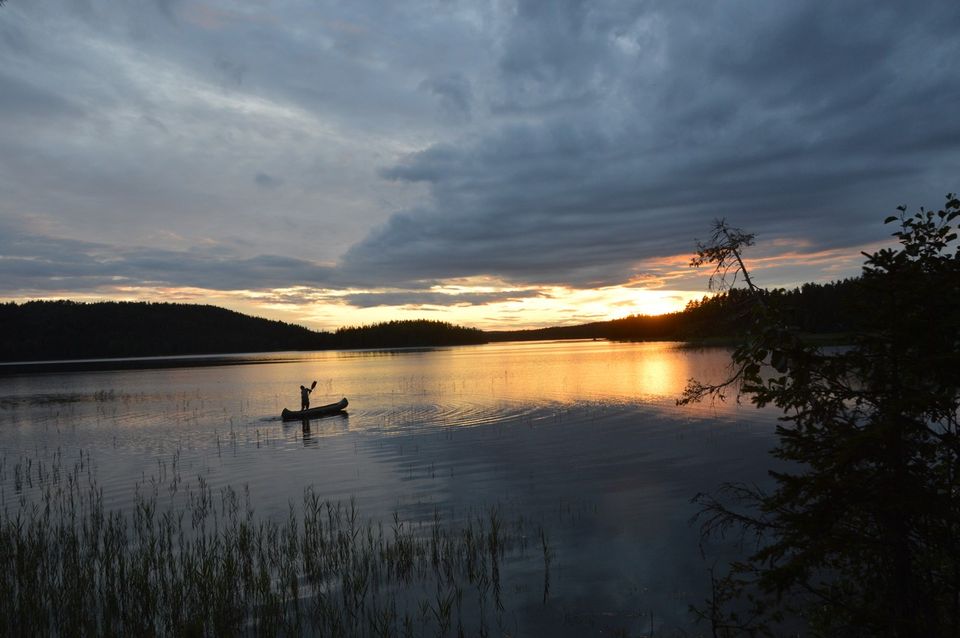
[2,286,863,370]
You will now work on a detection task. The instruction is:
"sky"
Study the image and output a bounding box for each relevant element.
[1,1,958,331]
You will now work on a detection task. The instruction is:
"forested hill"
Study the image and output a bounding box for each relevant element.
[488,278,865,343]
[0,302,484,362]
[334,320,486,349]
[0,301,335,361]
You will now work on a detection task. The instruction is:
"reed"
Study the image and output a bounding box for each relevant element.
[1,451,550,637]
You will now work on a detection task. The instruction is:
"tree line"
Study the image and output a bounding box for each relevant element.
[487,277,865,343]
[333,319,486,349]
[0,275,888,362]
[0,302,484,362]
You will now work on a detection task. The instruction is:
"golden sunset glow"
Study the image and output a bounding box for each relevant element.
[7,238,885,332]
[10,282,705,332]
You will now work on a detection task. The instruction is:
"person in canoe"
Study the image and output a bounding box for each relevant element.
[300,381,317,410]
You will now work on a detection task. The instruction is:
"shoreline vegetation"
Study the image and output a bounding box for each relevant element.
[1,451,551,637]
[2,277,862,366]
[680,198,960,635]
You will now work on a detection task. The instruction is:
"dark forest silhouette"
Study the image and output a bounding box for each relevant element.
[0,301,332,361]
[2,275,880,363]
[333,319,485,349]
[683,195,960,636]
[0,302,487,362]
[487,278,864,343]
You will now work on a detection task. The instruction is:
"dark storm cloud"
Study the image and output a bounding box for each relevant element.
[420,73,473,121]
[341,0,960,291]
[0,0,458,268]
[2,0,959,308]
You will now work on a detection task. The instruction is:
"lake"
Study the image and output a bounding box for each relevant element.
[0,340,781,636]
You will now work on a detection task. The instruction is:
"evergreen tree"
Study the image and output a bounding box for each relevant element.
[682,195,960,636]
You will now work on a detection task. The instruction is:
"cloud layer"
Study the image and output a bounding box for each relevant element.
[2,0,959,321]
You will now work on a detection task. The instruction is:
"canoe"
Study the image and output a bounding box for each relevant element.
[281,397,349,421]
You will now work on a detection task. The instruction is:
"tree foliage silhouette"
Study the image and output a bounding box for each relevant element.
[0,304,486,362]
[683,195,960,637]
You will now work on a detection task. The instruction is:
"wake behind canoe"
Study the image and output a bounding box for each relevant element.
[281,397,349,421]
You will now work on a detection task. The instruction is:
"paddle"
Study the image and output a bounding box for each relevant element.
[310,380,317,391]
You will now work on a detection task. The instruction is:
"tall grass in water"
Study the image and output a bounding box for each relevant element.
[1,452,550,637]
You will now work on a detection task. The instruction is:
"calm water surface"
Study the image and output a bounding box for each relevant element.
[0,340,780,635]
